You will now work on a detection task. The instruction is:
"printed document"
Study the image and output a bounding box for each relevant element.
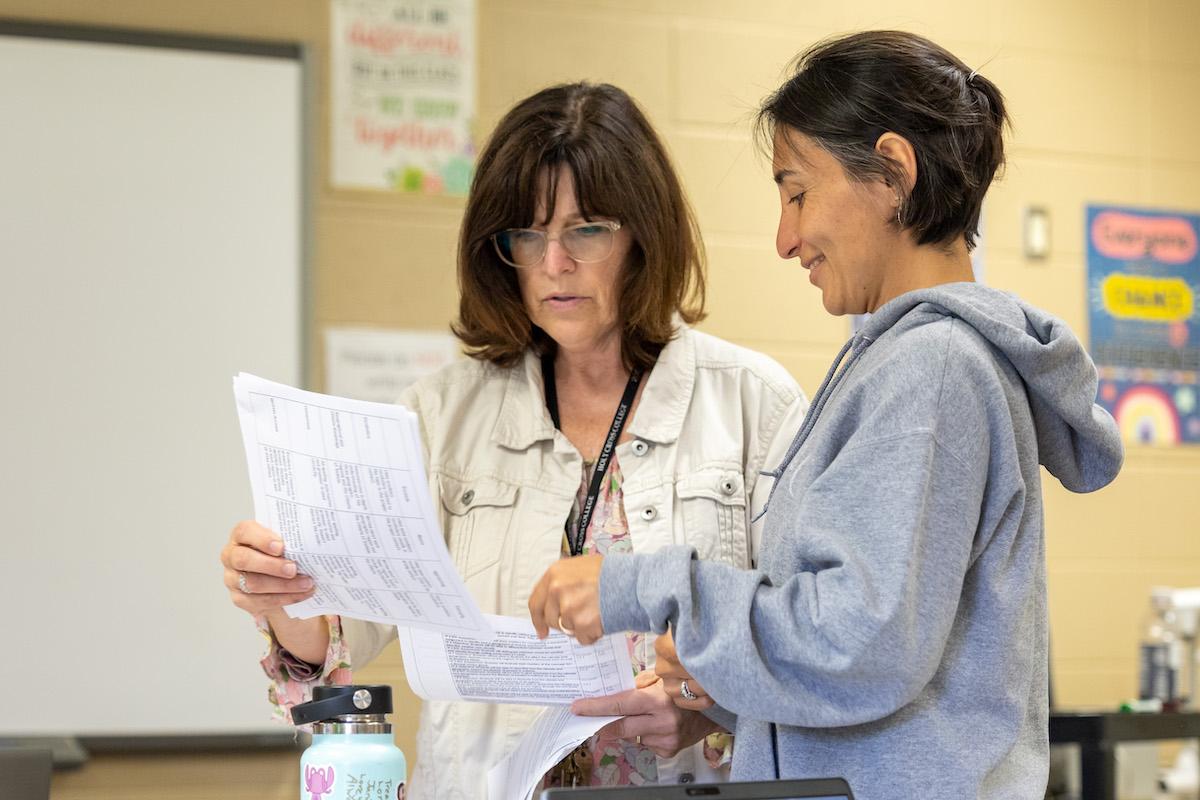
[487,706,622,800]
[233,372,494,639]
[398,614,636,704]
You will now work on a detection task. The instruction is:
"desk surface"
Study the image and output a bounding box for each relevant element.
[1051,710,1200,743]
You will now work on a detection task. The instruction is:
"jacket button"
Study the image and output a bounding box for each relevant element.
[721,479,737,495]
[632,439,650,456]
[461,489,474,506]
[640,506,657,521]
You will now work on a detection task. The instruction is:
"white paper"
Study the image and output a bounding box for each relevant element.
[398,614,635,704]
[487,706,622,800]
[233,372,494,639]
[324,326,458,403]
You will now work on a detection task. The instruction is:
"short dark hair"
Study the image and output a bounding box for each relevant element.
[453,82,705,370]
[757,30,1009,251]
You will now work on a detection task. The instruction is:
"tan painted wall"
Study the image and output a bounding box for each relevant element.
[2,1,1196,796]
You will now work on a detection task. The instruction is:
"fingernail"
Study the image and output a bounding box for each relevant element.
[270,539,284,555]
[298,577,313,590]
[282,562,297,577]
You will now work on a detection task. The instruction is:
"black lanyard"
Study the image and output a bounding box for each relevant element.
[542,354,643,556]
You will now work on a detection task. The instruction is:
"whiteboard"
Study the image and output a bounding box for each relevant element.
[0,26,306,737]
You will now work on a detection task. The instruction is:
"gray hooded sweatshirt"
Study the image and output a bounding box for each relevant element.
[600,283,1124,799]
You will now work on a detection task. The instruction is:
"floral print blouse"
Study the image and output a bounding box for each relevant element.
[537,455,732,789]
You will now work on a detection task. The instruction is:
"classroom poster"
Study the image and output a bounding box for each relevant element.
[1087,205,1200,446]
[325,326,459,403]
[330,0,475,194]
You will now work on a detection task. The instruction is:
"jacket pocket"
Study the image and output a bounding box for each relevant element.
[676,470,749,567]
[438,475,518,578]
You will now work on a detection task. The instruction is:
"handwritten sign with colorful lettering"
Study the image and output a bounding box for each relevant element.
[1087,205,1200,446]
[331,0,475,194]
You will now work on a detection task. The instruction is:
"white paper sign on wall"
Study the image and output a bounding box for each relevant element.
[325,326,460,402]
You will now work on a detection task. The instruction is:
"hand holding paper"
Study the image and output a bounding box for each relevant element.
[528,552,606,645]
[233,372,494,639]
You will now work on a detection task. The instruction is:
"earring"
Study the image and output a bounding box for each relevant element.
[895,197,903,226]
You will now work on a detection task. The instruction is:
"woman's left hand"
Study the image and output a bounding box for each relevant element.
[570,671,720,758]
[529,553,605,644]
[654,630,715,711]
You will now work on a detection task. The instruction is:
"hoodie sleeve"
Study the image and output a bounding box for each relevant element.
[601,336,999,727]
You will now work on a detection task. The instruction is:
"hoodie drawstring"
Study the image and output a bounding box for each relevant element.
[753,334,872,522]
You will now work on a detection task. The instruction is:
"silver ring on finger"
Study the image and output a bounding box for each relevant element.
[238,571,250,594]
[680,679,699,701]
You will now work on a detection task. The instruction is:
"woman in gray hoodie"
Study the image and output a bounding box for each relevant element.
[530,30,1125,799]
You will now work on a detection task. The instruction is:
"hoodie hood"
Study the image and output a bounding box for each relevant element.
[860,282,1123,493]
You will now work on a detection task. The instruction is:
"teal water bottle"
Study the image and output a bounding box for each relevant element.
[292,685,407,800]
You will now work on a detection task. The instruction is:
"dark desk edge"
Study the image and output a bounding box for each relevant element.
[1,732,304,770]
[1051,710,1200,744]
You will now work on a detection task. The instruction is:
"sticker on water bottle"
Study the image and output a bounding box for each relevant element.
[305,764,336,800]
[303,763,407,800]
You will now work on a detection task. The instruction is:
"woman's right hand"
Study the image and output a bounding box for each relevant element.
[221,521,329,664]
[220,520,316,617]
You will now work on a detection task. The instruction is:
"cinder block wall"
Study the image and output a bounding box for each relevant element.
[4,1,1196,797]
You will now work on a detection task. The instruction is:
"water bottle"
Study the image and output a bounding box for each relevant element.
[1139,587,1181,711]
[292,685,407,800]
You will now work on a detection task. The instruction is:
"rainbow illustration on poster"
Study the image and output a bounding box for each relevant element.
[1112,384,1181,445]
[1087,204,1200,447]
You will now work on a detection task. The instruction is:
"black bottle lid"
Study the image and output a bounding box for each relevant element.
[290,684,393,726]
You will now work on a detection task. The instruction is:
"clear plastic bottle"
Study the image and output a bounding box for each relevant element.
[1174,588,1200,711]
[1139,586,1181,711]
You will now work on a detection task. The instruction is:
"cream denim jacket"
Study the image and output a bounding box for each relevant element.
[343,326,807,800]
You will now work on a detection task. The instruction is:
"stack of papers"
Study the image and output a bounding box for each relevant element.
[487,706,622,800]
[233,372,493,639]
[233,374,637,800]
[399,614,634,704]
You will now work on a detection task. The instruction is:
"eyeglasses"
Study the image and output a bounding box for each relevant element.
[490,220,622,268]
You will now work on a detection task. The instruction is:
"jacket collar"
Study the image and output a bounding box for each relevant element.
[490,324,696,450]
[491,349,558,451]
[626,325,694,445]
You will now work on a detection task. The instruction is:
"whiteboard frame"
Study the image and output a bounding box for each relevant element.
[0,17,313,385]
[0,19,313,753]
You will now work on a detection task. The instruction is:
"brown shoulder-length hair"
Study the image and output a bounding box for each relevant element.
[452,82,705,371]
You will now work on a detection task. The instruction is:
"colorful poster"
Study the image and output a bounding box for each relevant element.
[330,0,475,194]
[1087,205,1200,446]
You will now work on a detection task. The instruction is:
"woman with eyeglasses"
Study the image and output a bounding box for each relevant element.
[219,81,807,799]
[529,33,1125,798]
